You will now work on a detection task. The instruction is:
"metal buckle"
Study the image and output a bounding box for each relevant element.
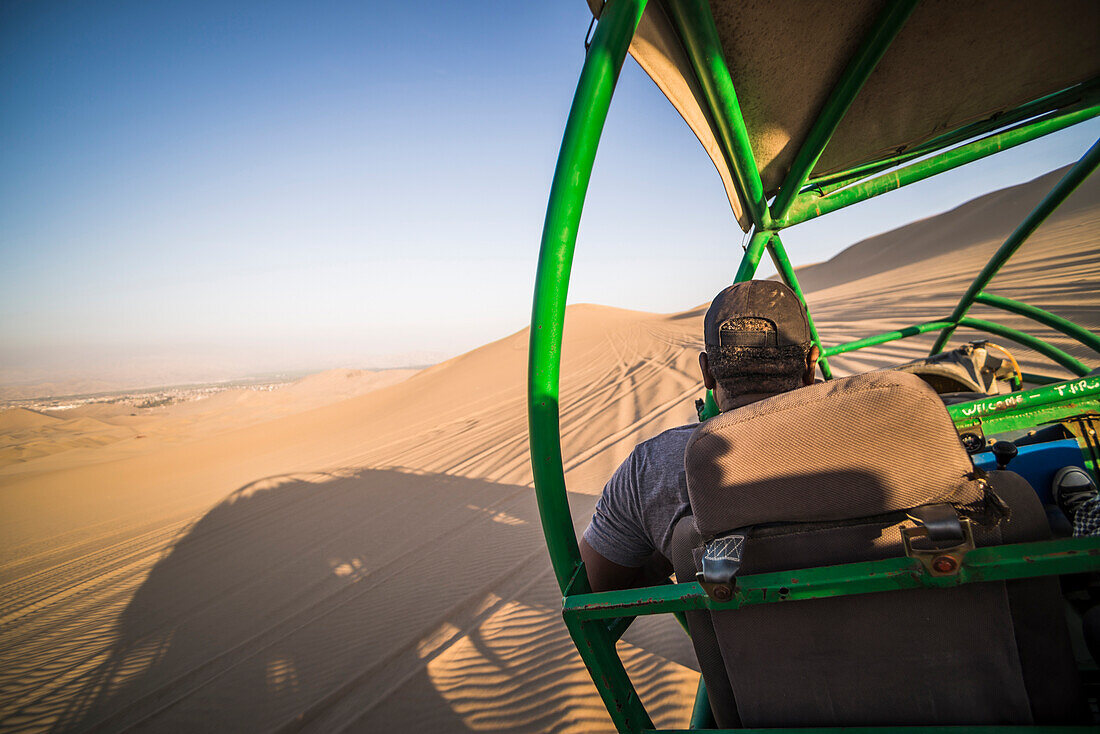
[902,517,974,576]
[696,532,746,601]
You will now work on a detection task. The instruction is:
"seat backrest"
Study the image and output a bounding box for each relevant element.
[671,370,1081,728]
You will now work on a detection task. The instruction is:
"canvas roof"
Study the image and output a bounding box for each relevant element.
[588,0,1100,230]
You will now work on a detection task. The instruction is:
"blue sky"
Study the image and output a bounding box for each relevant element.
[2,1,1097,386]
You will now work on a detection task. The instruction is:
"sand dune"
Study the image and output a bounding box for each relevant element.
[0,410,60,432]
[0,369,416,477]
[1,168,1098,732]
[793,165,1097,293]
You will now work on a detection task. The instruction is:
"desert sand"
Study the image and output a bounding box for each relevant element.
[1,167,1098,732]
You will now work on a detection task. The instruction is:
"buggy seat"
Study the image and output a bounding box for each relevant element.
[670,370,1081,728]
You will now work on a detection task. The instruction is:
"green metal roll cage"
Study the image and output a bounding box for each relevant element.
[527,1,1100,731]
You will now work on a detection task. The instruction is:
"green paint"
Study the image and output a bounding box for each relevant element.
[820,316,1090,377]
[665,0,771,230]
[563,613,654,732]
[956,317,1089,376]
[767,234,834,378]
[733,229,772,283]
[697,389,720,422]
[803,77,1100,196]
[949,375,1100,434]
[528,0,647,595]
[564,537,1100,622]
[780,106,1100,227]
[973,292,1100,355]
[823,321,955,357]
[689,675,717,729]
[527,3,656,728]
[930,138,1100,354]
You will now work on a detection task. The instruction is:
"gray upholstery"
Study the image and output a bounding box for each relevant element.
[673,371,1082,727]
[685,371,985,537]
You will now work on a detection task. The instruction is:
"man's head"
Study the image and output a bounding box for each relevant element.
[699,280,819,411]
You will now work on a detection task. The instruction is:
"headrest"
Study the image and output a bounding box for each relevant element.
[685,370,984,538]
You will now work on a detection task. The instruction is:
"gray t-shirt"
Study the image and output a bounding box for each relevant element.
[582,423,696,566]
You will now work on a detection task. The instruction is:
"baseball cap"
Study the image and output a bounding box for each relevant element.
[704,280,812,349]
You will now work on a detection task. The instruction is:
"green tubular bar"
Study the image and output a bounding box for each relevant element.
[821,315,1093,376]
[563,612,655,732]
[563,537,1100,622]
[957,317,1089,376]
[930,137,1100,355]
[948,375,1100,434]
[766,234,834,378]
[779,104,1100,228]
[665,0,771,230]
[769,0,919,220]
[733,229,772,283]
[812,111,1097,200]
[803,78,1100,196]
[974,292,1100,355]
[529,2,656,728]
[822,320,955,357]
[529,0,647,595]
[689,677,717,729]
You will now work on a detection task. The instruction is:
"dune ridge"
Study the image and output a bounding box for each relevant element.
[1,168,1098,732]
[0,368,417,477]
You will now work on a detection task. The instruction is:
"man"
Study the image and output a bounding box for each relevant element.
[580,280,819,592]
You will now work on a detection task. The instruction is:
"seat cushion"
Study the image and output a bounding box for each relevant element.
[676,368,1082,725]
[686,370,985,538]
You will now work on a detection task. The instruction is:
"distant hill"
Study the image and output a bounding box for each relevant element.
[0,408,60,432]
[791,164,1098,293]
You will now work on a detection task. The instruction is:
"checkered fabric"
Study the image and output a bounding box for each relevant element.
[1073,496,1100,537]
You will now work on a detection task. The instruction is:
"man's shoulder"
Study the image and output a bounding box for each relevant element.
[631,423,697,464]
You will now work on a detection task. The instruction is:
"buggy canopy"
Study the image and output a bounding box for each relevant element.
[588,0,1100,230]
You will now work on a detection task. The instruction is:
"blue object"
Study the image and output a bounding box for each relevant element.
[972,438,1086,504]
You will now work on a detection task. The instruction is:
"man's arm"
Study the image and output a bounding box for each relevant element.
[581,441,676,591]
[579,537,644,592]
[580,539,673,592]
